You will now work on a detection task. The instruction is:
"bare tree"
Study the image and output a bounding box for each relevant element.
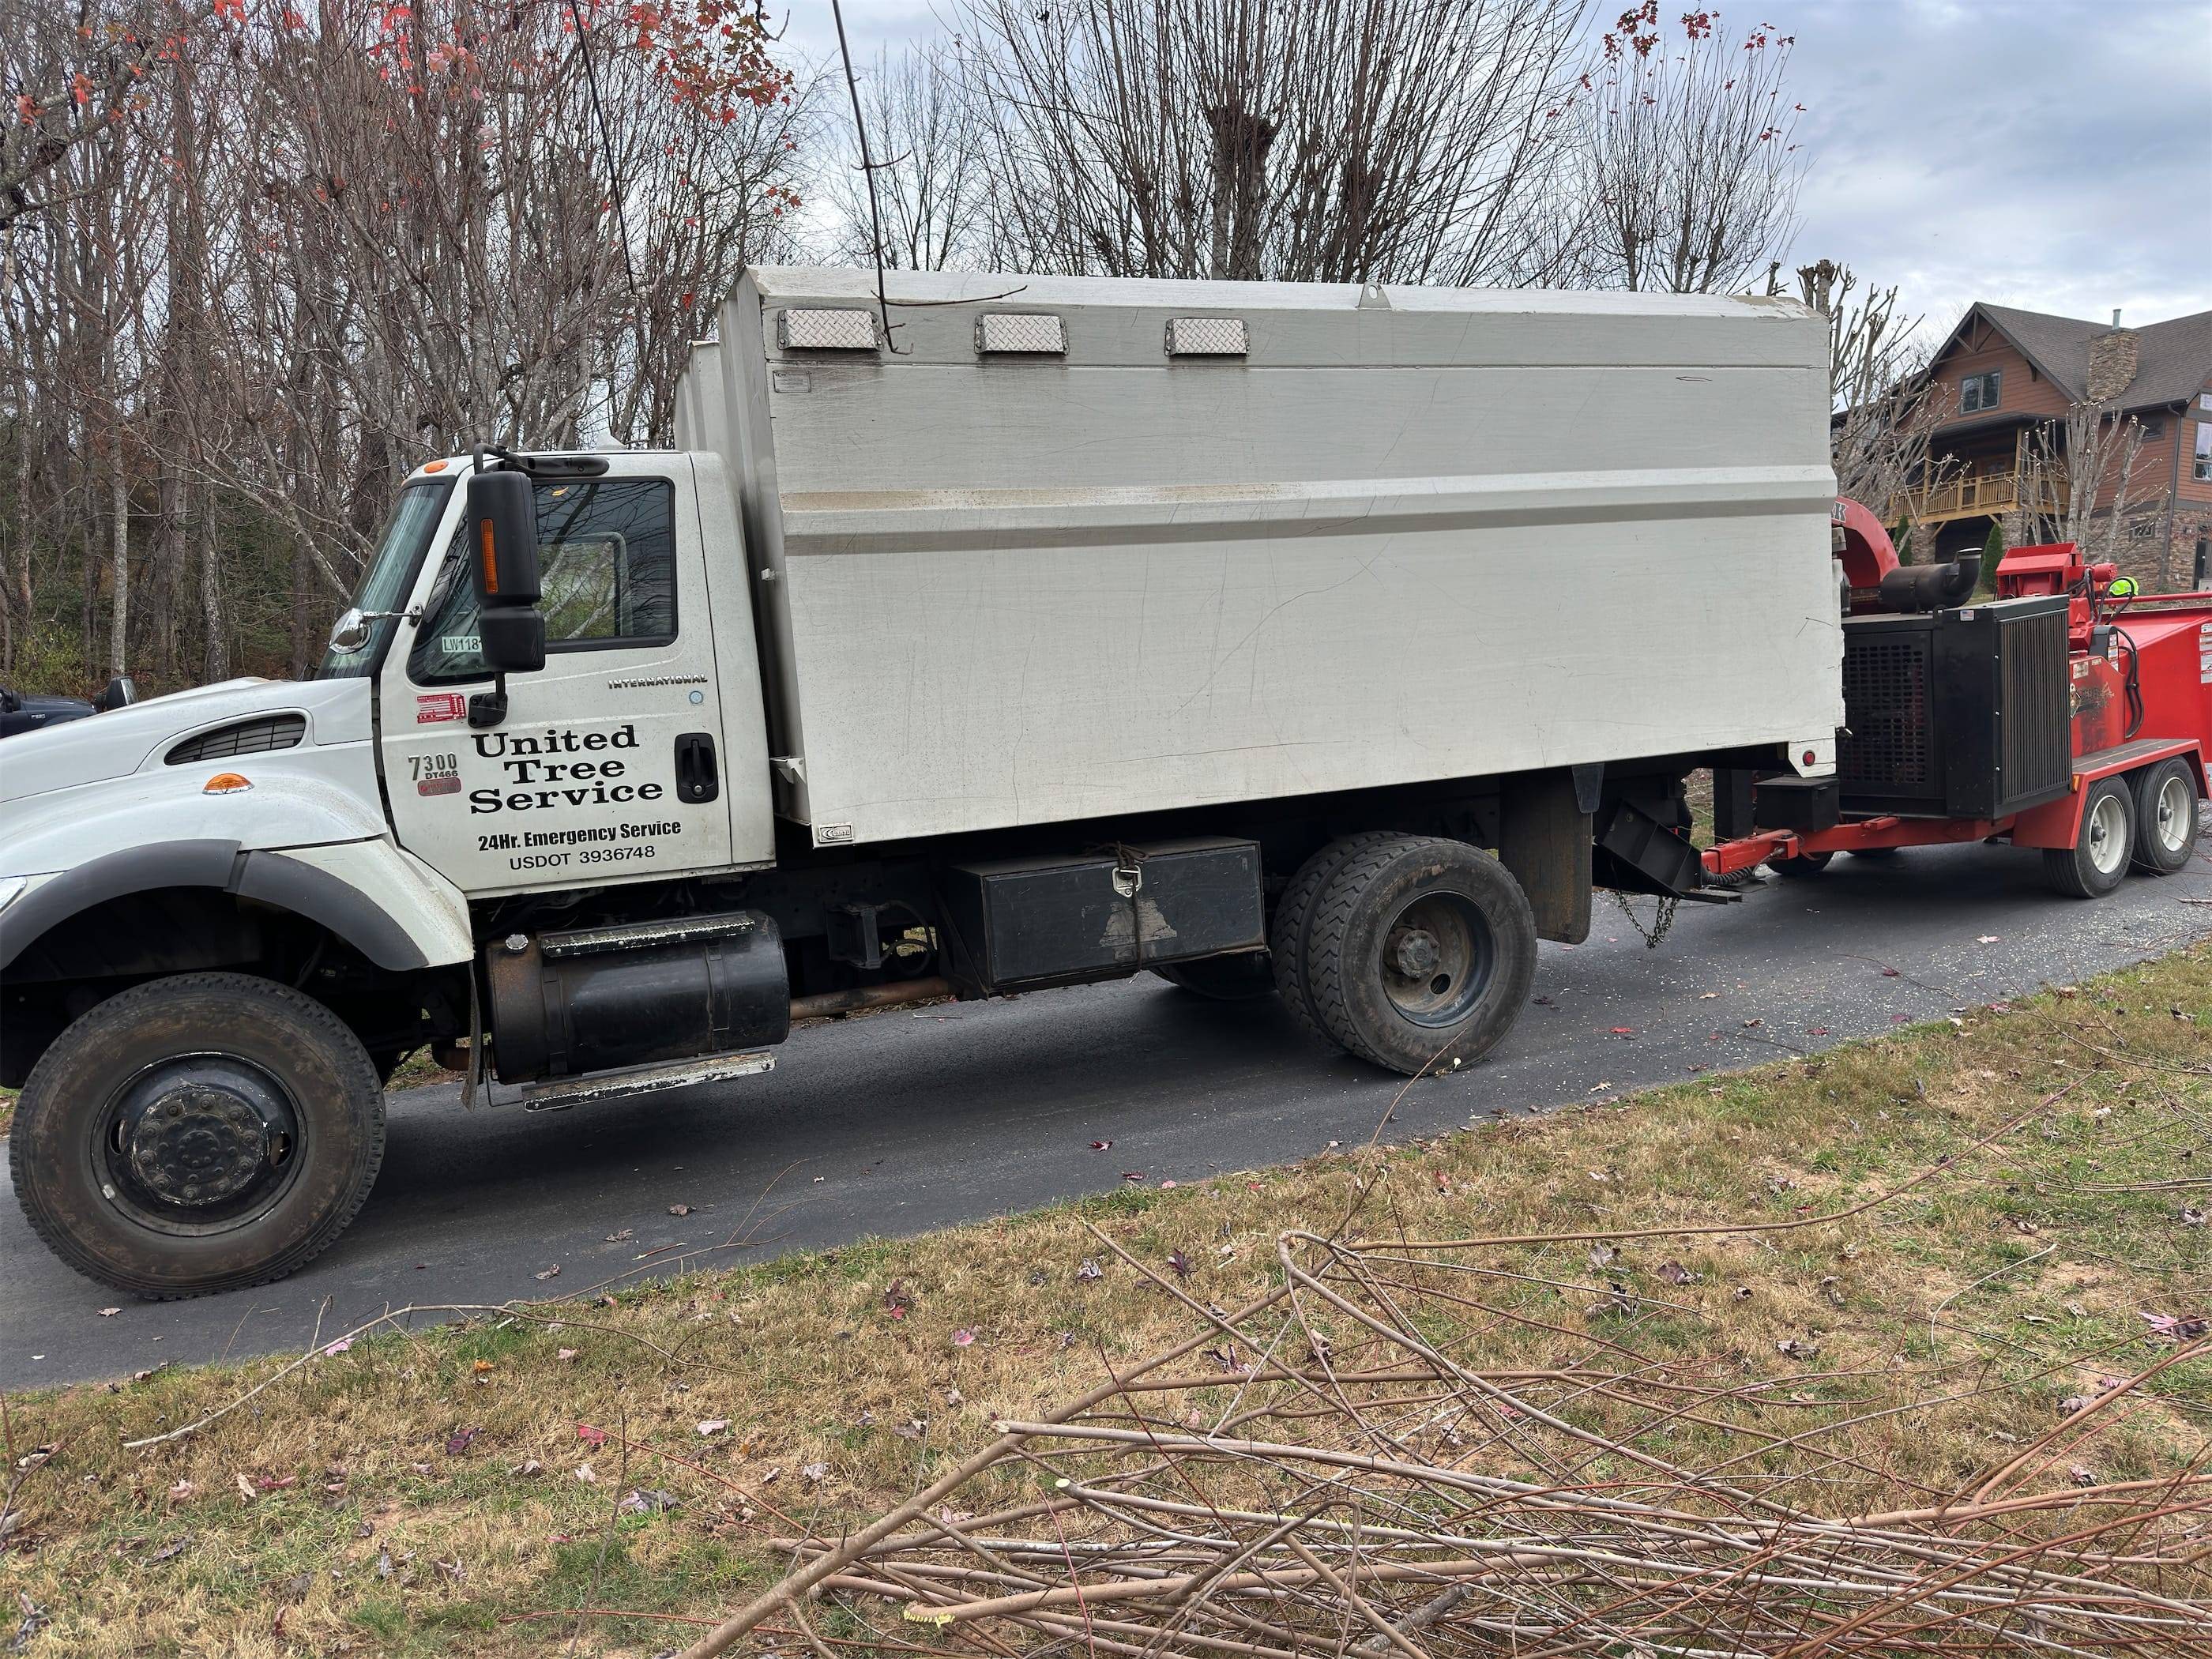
[2023,402,2152,566]
[951,0,1586,284]
[1795,259,1953,529]
[1571,2,1803,292]
[826,43,985,271]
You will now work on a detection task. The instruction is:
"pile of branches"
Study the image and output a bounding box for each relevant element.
[692,1227,2211,1657]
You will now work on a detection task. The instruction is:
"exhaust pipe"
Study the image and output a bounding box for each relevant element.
[789,975,956,1021]
[1878,551,1981,613]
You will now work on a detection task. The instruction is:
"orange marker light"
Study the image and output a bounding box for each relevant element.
[422,458,449,474]
[480,517,498,593]
[203,773,252,794]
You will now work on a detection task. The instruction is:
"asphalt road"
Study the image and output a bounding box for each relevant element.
[7,837,2209,1390]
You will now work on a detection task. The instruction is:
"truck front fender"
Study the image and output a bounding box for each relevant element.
[0,837,472,976]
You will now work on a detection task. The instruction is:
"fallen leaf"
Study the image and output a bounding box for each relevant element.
[619,1488,678,1514]
[951,1327,976,1347]
[799,1462,830,1485]
[1076,1258,1104,1283]
[2069,1465,2097,1487]
[556,1347,579,1363]
[533,1265,560,1281]
[143,1537,190,1563]
[668,1204,692,1217]
[576,1423,608,1446]
[434,1557,465,1582]
[1656,1261,1697,1285]
[1089,1139,1112,1151]
[1808,1026,1830,1036]
[604,1228,635,1243]
[97,1307,119,1319]
[1166,1250,1191,1278]
[1977,935,2000,945]
[696,1419,728,1437]
[1776,1337,1820,1361]
[1698,991,1720,1000]
[471,1359,493,1377]
[574,1463,597,1484]
[321,1338,352,1357]
[1120,1171,1146,1182]
[444,1428,477,1457]
[235,1473,257,1503]
[167,1480,195,1503]
[1610,1026,1634,1036]
[510,1458,543,1477]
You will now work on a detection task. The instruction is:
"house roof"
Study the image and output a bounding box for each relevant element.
[1936,301,2212,412]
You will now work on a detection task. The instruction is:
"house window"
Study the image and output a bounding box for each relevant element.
[2139,416,2164,439]
[1961,371,2002,413]
[2196,420,2212,482]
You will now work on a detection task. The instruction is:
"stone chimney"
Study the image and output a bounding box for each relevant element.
[2087,326,2140,402]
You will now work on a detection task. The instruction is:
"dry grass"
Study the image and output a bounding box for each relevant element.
[2,940,2207,1656]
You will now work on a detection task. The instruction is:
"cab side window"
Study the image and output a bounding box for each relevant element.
[410,478,677,684]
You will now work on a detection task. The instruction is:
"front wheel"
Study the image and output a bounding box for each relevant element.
[1300,836,1537,1076]
[1770,851,1834,879]
[2043,777,2133,898]
[9,972,387,1298]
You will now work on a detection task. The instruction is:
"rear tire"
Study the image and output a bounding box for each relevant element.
[1302,837,1537,1076]
[1152,952,1275,1001]
[2043,777,2134,898]
[2128,758,2199,875]
[9,972,386,1299]
[1271,833,1403,1048]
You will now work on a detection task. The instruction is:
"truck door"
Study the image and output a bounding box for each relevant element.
[381,457,739,895]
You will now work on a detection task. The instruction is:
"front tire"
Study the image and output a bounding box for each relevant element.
[2129,758,2200,875]
[1301,837,1537,1076]
[2044,777,2133,898]
[1770,851,1834,878]
[9,972,387,1299]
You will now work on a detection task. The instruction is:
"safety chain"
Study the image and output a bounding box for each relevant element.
[1608,886,1680,949]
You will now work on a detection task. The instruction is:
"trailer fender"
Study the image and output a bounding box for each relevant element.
[0,837,472,976]
[2008,740,2205,851]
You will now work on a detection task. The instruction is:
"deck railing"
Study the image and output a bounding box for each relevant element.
[1886,468,2069,525]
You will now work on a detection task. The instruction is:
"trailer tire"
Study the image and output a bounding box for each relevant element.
[1303,837,1537,1077]
[1271,833,1406,1049]
[1153,953,1276,1001]
[1770,852,1833,878]
[8,972,386,1300]
[2043,777,2134,899]
[2127,758,2200,875]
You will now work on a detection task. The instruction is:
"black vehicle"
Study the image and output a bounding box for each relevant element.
[0,677,136,739]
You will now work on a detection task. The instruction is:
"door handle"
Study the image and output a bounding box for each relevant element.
[675,732,720,804]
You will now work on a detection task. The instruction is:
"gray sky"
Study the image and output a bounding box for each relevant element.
[777,0,2211,336]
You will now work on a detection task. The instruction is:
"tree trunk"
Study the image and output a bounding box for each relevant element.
[199,485,228,680]
[108,460,130,679]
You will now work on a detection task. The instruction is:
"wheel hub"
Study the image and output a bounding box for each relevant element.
[1390,929,1443,980]
[115,1063,294,1209]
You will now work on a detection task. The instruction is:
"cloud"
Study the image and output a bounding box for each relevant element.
[792,0,2212,333]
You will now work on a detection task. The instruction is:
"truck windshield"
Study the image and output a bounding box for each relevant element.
[314,480,452,679]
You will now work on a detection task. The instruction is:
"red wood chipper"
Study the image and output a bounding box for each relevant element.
[1702,498,2212,897]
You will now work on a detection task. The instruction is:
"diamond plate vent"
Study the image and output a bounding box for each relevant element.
[1165,316,1248,357]
[776,307,879,352]
[975,311,1067,355]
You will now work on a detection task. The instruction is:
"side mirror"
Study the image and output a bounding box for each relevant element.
[96,675,139,711]
[467,470,540,609]
[326,607,373,655]
[467,470,544,677]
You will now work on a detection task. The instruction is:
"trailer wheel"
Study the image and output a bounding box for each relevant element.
[1271,833,1405,1048]
[8,972,386,1299]
[2043,777,2134,899]
[1770,851,1833,878]
[2128,758,2200,875]
[1153,953,1276,1001]
[1302,837,1537,1076]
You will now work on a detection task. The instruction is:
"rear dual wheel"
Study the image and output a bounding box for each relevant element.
[1275,834,1537,1076]
[2044,777,2134,898]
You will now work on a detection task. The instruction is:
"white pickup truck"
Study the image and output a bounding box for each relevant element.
[0,269,1841,1296]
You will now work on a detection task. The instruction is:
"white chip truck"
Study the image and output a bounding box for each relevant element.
[0,269,1842,1296]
